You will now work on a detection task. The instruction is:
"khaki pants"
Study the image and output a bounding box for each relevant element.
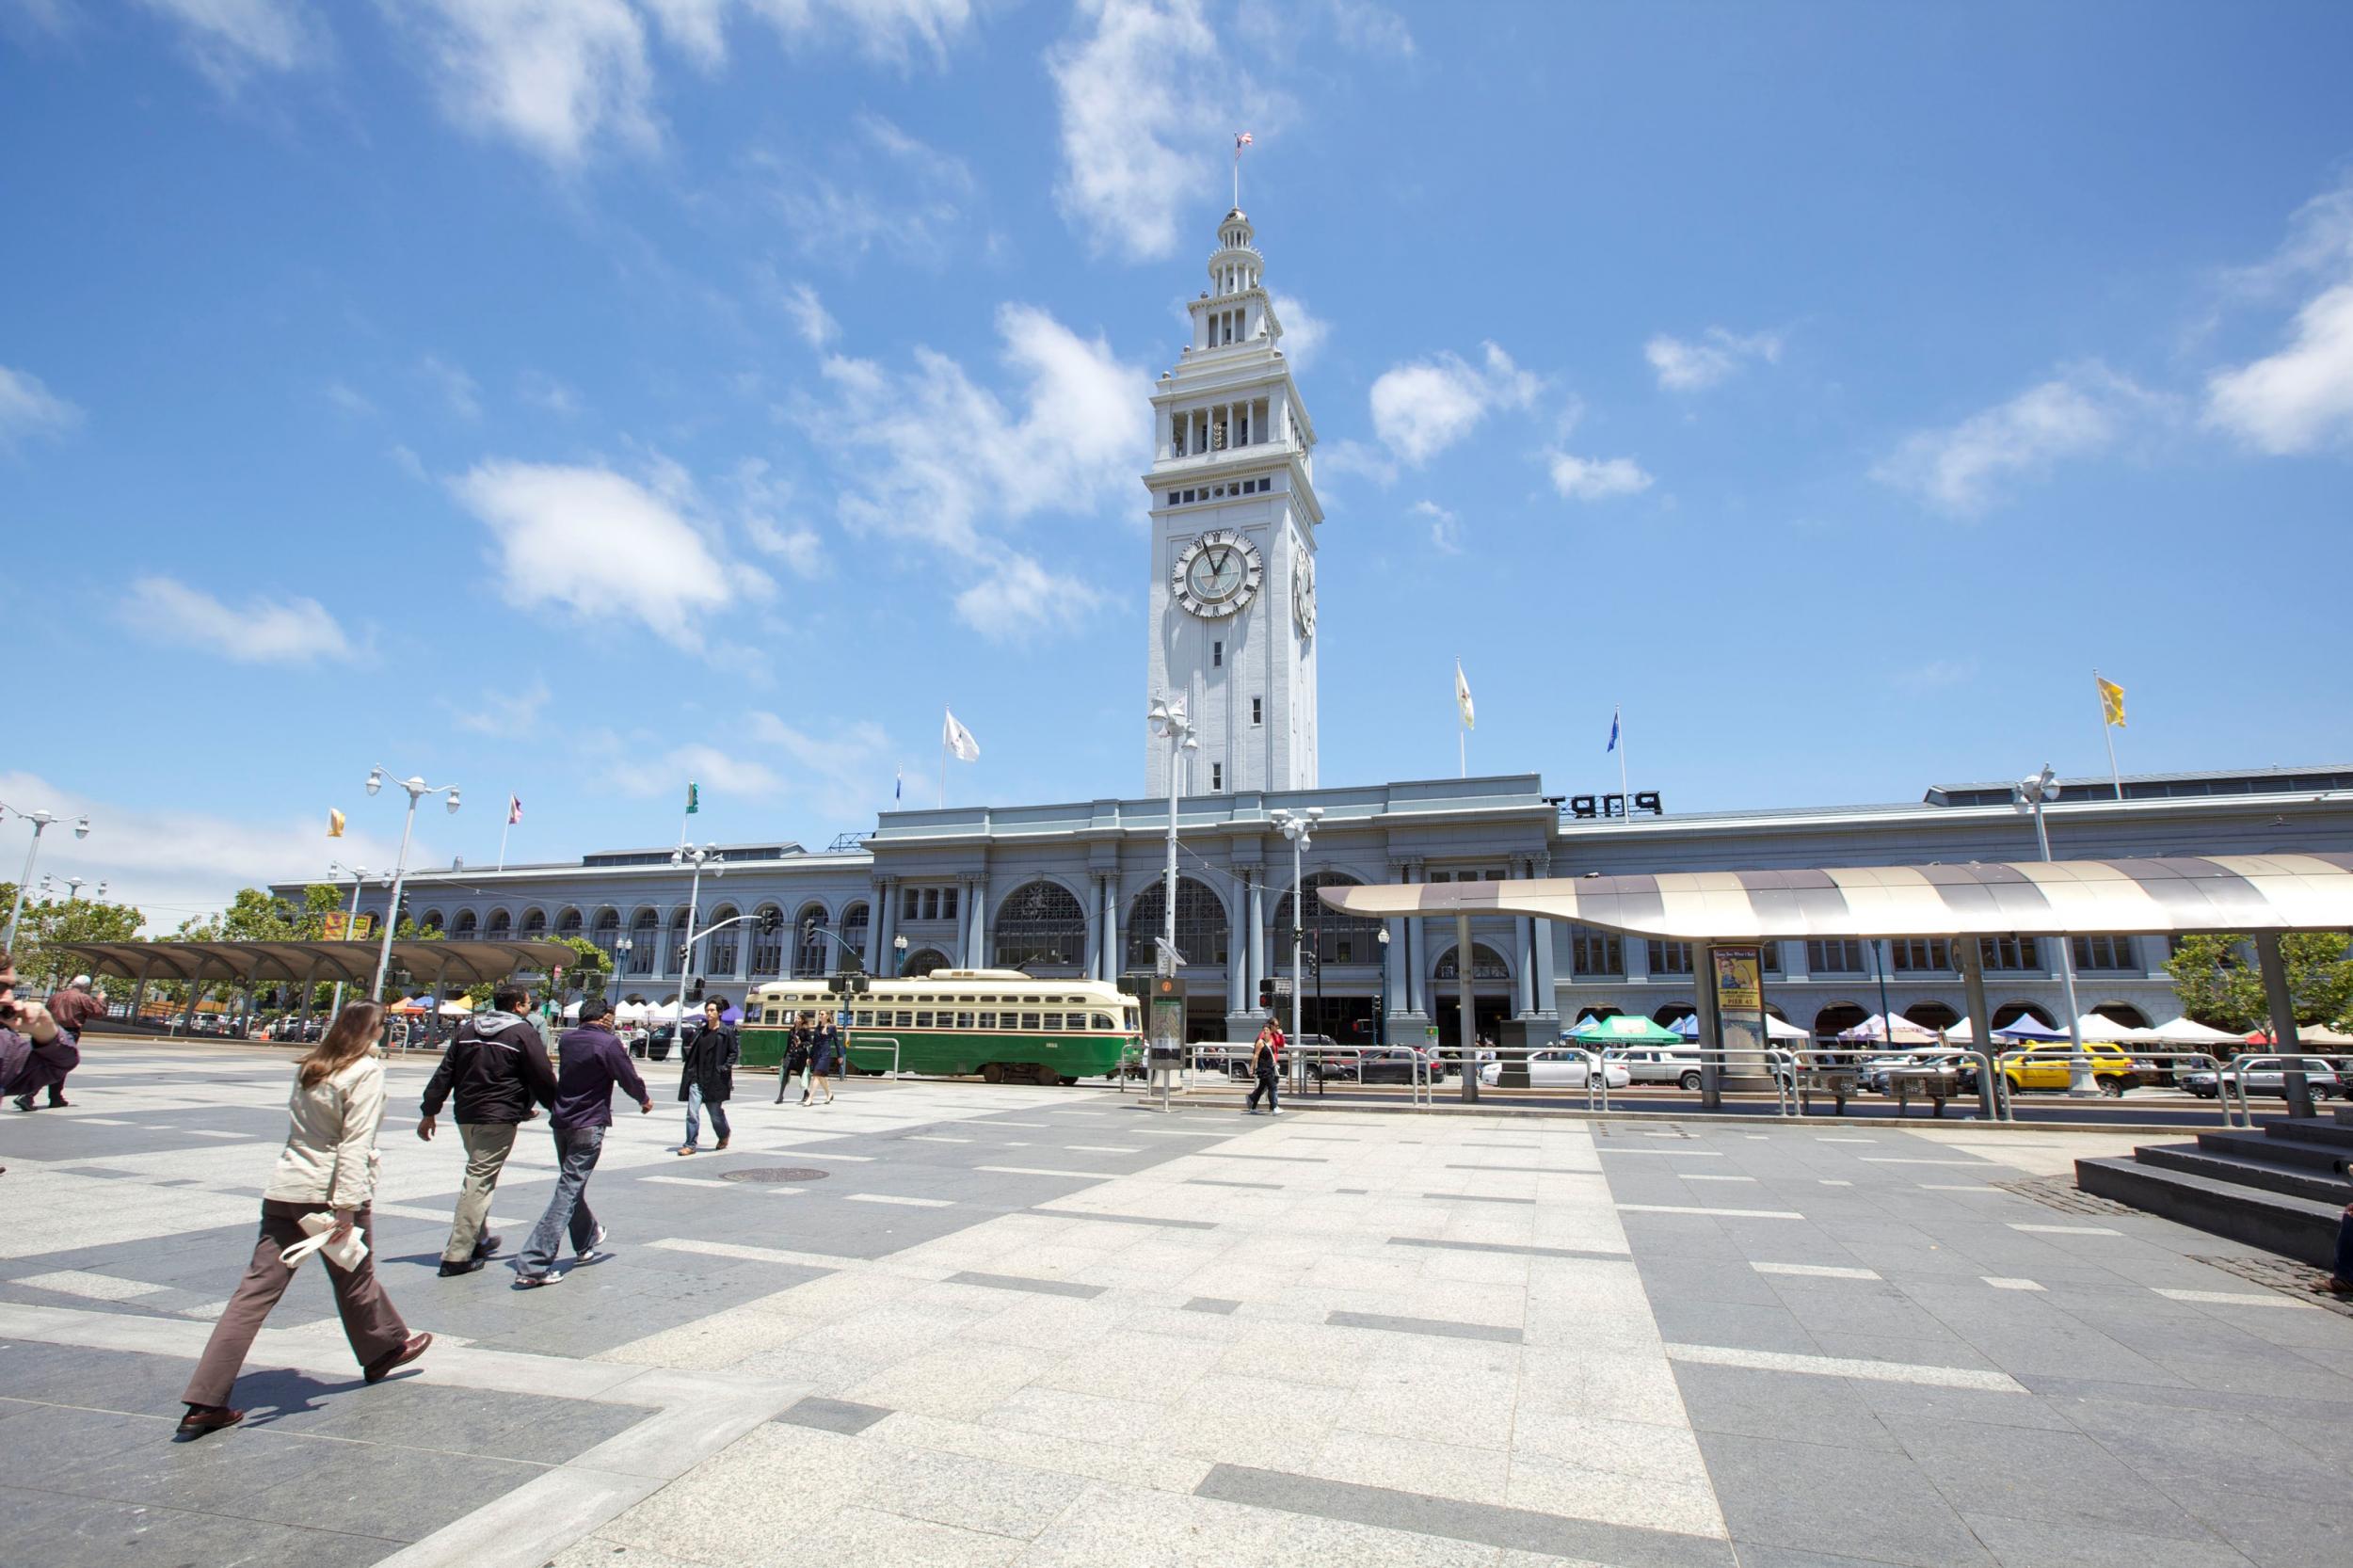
[442,1121,519,1264]
[184,1200,409,1408]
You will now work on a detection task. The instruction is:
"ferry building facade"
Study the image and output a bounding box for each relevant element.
[293,210,2353,1044]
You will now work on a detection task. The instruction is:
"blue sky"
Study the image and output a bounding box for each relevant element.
[3,0,2350,928]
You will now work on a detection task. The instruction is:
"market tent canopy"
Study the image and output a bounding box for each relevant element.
[1567,1014,1684,1045]
[1317,854,2353,939]
[1836,1013,1937,1046]
[1674,1012,1809,1042]
[47,939,582,991]
[2248,1024,2353,1047]
[2147,1016,2242,1046]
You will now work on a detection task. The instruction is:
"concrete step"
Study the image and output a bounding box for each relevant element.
[2136,1143,2353,1206]
[2273,1117,2353,1152]
[2076,1155,2342,1270]
[2194,1128,2353,1176]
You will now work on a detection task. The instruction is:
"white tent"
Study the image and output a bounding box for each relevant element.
[436,999,474,1017]
[1836,1012,1937,1045]
[2074,1013,2155,1043]
[2146,1016,2239,1046]
[613,1000,649,1025]
[1673,1013,1811,1042]
[563,998,586,1021]
[643,998,684,1024]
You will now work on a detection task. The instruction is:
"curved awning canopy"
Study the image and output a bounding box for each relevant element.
[46,939,581,989]
[1318,854,2353,939]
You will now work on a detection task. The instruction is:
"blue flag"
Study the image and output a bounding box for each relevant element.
[1607,707,1620,753]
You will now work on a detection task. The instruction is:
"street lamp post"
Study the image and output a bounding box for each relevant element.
[4,807,91,952]
[1269,808,1322,1072]
[363,768,461,1014]
[1376,926,1390,1048]
[1146,696,1198,980]
[670,844,724,1020]
[326,861,371,1026]
[893,933,908,976]
[2013,763,2093,1096]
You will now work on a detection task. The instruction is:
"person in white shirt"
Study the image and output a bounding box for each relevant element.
[177,1001,429,1438]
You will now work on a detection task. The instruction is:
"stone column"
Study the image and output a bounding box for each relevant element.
[1514,916,1536,1018]
[1530,915,1560,1022]
[1083,874,1102,981]
[2255,933,2315,1118]
[1102,877,1121,983]
[968,873,989,971]
[1247,871,1265,1009]
[1957,936,1998,1119]
[871,878,895,976]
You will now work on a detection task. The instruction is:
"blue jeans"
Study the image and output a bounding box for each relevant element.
[518,1126,605,1276]
[684,1083,728,1147]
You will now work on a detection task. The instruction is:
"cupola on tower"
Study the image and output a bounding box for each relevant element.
[1144,208,1322,798]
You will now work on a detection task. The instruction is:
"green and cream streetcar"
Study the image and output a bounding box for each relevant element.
[743,970,1141,1085]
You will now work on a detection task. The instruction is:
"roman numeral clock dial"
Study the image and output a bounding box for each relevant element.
[1172,530,1262,618]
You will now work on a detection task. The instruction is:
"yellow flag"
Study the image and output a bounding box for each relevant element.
[2096,675,2125,728]
[328,808,345,838]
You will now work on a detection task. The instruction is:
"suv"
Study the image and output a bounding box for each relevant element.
[2182,1055,2341,1100]
[1607,1046,1707,1090]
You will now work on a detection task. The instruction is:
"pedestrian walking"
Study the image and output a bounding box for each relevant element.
[776,1012,811,1103]
[176,1001,428,1439]
[514,997,650,1288]
[416,984,556,1275]
[806,1011,839,1105]
[1246,1021,1282,1114]
[676,999,737,1154]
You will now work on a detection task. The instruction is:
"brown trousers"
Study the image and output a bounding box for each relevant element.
[183,1199,409,1408]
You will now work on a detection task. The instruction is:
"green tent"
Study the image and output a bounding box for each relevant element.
[1567,1014,1686,1045]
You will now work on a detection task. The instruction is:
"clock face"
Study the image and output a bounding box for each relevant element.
[1172,530,1262,619]
[1292,551,1317,637]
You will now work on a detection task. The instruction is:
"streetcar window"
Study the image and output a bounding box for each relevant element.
[1041,1014,1063,1031]
[855,1010,873,1027]
[1021,1013,1041,1031]
[915,1011,934,1029]
[1092,1014,1113,1031]
[894,1010,913,1028]
[1125,1008,1139,1030]
[978,1013,998,1029]
[956,1012,974,1029]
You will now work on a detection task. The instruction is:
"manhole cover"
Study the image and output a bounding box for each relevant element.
[721,1167,831,1184]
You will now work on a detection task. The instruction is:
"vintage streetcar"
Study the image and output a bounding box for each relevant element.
[742,969,1141,1085]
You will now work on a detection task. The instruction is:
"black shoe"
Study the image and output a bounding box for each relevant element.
[363,1332,432,1384]
[176,1404,244,1440]
[11,1096,31,1112]
[45,1096,68,1108]
[473,1233,502,1257]
[439,1256,487,1277]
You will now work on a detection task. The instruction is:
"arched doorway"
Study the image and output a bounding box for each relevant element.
[1652,1002,1697,1028]
[1432,941,1513,1051]
[903,948,949,978]
[994,881,1088,974]
[1575,1005,1624,1025]
[1905,1000,1961,1032]
[1126,878,1230,1039]
[1991,1000,2057,1031]
[485,909,512,941]
[1813,1002,1868,1042]
[2093,1002,2152,1030]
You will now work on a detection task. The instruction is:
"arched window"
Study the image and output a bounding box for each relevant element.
[1991,1000,2057,1031]
[904,948,948,978]
[995,881,1088,972]
[1126,877,1229,968]
[584,908,613,959]
[419,909,446,934]
[1270,872,1380,969]
[485,909,512,940]
[453,910,479,940]
[792,903,831,977]
[1813,1002,1868,1041]
[749,905,784,975]
[2093,1002,2153,1030]
[1574,1005,1622,1025]
[630,909,660,976]
[1652,1002,1696,1028]
[520,908,548,937]
[706,906,741,975]
[1905,1000,1961,1032]
[1433,943,1510,982]
[840,902,870,968]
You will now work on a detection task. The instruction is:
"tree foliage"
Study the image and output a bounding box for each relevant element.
[2164,932,2353,1034]
[0,884,147,984]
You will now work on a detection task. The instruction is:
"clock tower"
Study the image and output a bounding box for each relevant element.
[1144,207,1322,797]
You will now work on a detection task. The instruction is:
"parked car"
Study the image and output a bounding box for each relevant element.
[1480,1049,1632,1090]
[2181,1056,2341,1100]
[1861,1048,1982,1095]
[1339,1046,1450,1084]
[1605,1046,1706,1090]
[2000,1041,2140,1096]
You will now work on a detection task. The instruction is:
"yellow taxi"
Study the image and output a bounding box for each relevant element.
[2000,1041,2139,1096]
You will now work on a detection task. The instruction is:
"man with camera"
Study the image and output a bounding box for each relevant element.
[0,949,78,1140]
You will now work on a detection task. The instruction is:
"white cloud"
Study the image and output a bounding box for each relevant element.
[136,0,318,85]
[0,769,414,936]
[608,712,894,825]
[120,576,360,664]
[1050,0,1260,262]
[778,280,840,347]
[1546,453,1654,502]
[1413,500,1462,554]
[401,0,661,167]
[733,457,825,577]
[1368,342,1543,465]
[811,302,1149,558]
[952,553,1106,638]
[450,459,747,647]
[450,677,552,736]
[1327,0,1413,56]
[420,353,482,419]
[640,0,729,66]
[644,0,969,69]
[1874,363,2161,514]
[1644,327,1783,392]
[2206,280,2353,455]
[760,113,979,266]
[1892,657,1977,691]
[324,379,375,418]
[519,369,581,415]
[0,364,81,447]
[1269,291,1327,367]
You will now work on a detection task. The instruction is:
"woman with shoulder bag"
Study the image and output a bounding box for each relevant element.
[776,1013,811,1104]
[177,1001,428,1438]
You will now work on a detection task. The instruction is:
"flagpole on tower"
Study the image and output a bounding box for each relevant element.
[1233,130,1253,209]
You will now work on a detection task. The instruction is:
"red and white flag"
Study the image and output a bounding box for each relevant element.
[1234,131,1253,153]
[507,793,522,824]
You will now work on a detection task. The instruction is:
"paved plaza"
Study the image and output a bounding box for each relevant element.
[1,1045,2348,1568]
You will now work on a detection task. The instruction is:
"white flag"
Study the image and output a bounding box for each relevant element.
[943,708,981,762]
[1453,661,1475,730]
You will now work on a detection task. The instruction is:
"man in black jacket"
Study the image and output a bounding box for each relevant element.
[676,1000,737,1154]
[418,985,557,1276]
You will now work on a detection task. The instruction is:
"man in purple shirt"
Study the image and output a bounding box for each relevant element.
[515,996,651,1288]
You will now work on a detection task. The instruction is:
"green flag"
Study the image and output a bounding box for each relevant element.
[684,781,699,815]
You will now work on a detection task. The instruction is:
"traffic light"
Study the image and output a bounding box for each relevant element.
[687,977,705,1002]
[1257,977,1273,1009]
[760,908,782,935]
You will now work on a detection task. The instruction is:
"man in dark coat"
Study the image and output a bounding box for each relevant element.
[417,985,558,1275]
[676,1000,737,1154]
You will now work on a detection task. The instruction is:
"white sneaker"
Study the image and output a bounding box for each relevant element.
[1269,1107,1281,1114]
[577,1224,608,1261]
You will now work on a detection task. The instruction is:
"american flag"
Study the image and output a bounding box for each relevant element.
[1235,131,1253,152]
[507,793,522,824]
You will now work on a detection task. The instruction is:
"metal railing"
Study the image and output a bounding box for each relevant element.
[1986,1048,2251,1127]
[847,1035,903,1082]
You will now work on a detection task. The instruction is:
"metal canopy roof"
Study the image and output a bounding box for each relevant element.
[48,939,580,988]
[1318,854,2353,939]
